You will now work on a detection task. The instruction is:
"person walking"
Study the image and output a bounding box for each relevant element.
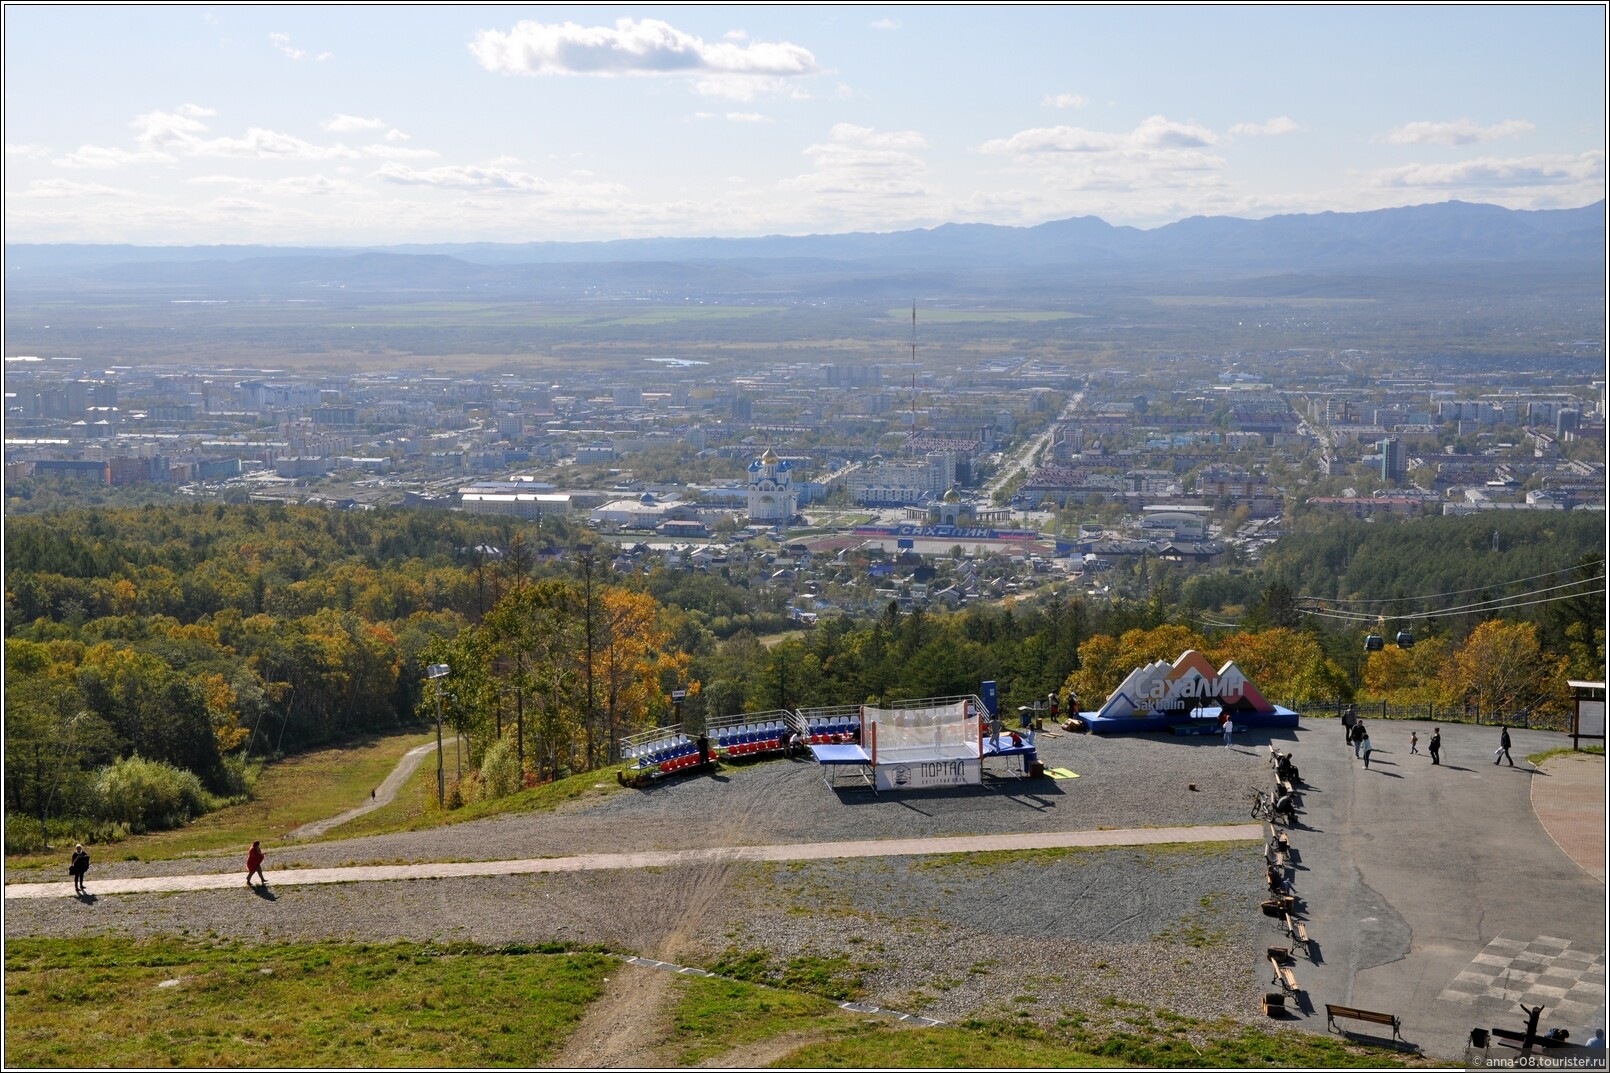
[1351,720,1367,759]
[1223,716,1235,748]
[246,840,267,889]
[1410,731,1419,755]
[1495,725,1514,767]
[1360,731,1373,769]
[1429,728,1442,765]
[68,844,90,895]
[1341,704,1356,745]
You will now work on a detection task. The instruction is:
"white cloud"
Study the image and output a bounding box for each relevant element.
[383,128,411,142]
[726,112,771,123]
[780,124,937,226]
[374,161,554,193]
[58,107,390,166]
[1385,118,1534,147]
[1230,116,1300,137]
[1043,93,1088,110]
[692,75,811,101]
[6,143,53,159]
[11,178,136,199]
[724,29,748,41]
[322,114,388,133]
[980,115,1216,155]
[469,18,819,87]
[972,116,1230,222]
[184,173,361,197]
[1374,151,1603,190]
[269,32,331,62]
[870,18,901,31]
[359,144,439,160]
[826,123,928,150]
[54,144,173,169]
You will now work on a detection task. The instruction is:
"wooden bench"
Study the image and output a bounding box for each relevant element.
[1261,894,1295,916]
[1269,955,1300,995]
[1326,1003,1403,1045]
[1284,913,1311,957]
[1261,991,1287,1017]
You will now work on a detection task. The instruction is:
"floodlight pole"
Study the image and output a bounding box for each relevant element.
[426,664,451,806]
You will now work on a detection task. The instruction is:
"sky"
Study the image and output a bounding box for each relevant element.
[4,5,1606,246]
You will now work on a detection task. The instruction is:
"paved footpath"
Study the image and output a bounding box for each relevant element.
[286,737,456,840]
[2,822,1261,900]
[1532,751,1606,882]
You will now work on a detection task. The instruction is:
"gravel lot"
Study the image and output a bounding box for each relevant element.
[5,727,1288,1026]
[19,728,1276,878]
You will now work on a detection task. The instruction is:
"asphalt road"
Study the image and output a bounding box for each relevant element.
[1280,720,1606,1060]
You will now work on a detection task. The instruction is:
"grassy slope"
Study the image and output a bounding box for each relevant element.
[3,937,1438,1069]
[3,937,608,1068]
[4,730,436,874]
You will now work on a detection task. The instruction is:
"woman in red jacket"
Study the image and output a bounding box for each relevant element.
[246,841,267,888]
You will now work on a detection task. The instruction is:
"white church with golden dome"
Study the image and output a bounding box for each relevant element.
[746,447,797,524]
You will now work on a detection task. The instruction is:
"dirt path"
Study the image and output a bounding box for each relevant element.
[695,1028,843,1068]
[287,738,454,840]
[549,759,807,1067]
[549,961,679,1068]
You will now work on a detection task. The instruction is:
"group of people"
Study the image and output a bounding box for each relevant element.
[1342,707,1521,770]
[66,840,269,895]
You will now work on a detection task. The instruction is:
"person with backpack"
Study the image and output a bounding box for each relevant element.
[68,844,90,895]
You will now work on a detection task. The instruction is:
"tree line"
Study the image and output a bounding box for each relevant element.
[5,500,1600,849]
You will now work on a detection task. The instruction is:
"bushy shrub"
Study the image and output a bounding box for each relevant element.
[93,755,221,833]
[217,754,261,799]
[480,737,523,801]
[3,815,131,856]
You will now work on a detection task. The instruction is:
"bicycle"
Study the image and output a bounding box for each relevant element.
[1250,788,1276,821]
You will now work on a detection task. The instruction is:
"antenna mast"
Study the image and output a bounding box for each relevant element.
[910,300,918,430]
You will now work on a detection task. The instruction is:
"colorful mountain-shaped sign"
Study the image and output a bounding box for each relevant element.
[1096,650,1272,719]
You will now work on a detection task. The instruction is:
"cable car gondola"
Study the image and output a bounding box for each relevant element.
[1396,631,1414,649]
[1364,633,1385,652]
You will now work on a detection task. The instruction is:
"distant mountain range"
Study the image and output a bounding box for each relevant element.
[7,200,1603,299]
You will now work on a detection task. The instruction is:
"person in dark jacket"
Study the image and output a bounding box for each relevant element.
[1495,726,1514,767]
[1429,728,1442,765]
[69,844,90,895]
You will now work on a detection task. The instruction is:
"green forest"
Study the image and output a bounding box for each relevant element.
[4,502,1602,850]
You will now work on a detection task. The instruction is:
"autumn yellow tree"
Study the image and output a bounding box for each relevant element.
[1361,636,1452,707]
[1062,625,1212,708]
[1442,620,1571,723]
[1216,628,1349,706]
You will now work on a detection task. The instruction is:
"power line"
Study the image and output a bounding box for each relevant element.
[1300,584,1605,623]
[1302,559,1604,606]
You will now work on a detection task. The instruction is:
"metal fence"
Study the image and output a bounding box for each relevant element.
[1288,699,1571,734]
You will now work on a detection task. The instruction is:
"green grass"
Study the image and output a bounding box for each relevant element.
[908,840,1260,873]
[886,309,1087,323]
[4,729,436,872]
[1527,744,1605,766]
[774,1011,1439,1068]
[3,936,610,1068]
[710,947,875,1002]
[663,972,856,1066]
[328,756,631,842]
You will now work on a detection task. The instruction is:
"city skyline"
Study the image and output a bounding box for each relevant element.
[4,5,1606,245]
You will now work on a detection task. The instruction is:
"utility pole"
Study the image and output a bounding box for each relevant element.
[426,663,450,805]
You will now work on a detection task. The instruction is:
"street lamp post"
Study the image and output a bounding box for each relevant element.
[426,663,450,806]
